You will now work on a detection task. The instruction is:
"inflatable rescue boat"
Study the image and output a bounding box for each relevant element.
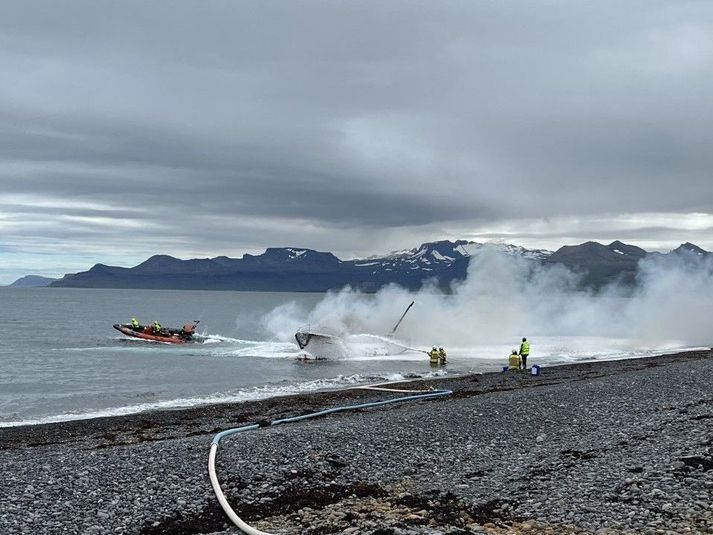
[113,321,199,344]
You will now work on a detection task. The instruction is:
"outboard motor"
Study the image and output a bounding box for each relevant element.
[181,323,197,338]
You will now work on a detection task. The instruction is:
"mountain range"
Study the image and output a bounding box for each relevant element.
[30,239,708,292]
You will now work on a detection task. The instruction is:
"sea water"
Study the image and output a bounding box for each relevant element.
[0,287,695,427]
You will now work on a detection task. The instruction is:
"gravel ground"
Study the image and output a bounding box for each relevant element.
[1,350,711,535]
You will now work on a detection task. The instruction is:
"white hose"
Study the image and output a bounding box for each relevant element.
[208,380,452,535]
[209,443,275,535]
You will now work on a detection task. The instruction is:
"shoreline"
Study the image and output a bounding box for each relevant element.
[0,348,710,448]
[1,349,711,535]
[1,346,703,431]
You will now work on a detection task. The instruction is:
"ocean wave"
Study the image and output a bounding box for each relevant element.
[0,370,449,428]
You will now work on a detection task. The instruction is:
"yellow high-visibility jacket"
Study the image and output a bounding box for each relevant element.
[508,353,522,370]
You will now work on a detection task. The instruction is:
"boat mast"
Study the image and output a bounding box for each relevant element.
[390,301,415,335]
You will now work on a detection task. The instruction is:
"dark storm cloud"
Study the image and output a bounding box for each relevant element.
[1,0,713,280]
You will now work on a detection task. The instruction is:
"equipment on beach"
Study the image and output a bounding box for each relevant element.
[531,364,541,376]
[208,381,452,535]
[113,320,199,344]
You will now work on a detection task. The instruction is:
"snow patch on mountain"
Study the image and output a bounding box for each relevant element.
[367,240,553,271]
[432,251,455,261]
[287,248,307,258]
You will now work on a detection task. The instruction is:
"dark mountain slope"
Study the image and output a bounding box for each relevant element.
[49,240,709,292]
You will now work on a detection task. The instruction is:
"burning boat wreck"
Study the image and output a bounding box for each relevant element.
[293,301,421,359]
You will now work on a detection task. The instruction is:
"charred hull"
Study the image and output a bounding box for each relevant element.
[295,331,313,350]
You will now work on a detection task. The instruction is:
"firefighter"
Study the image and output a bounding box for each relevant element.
[519,337,530,370]
[508,349,522,371]
[429,346,441,365]
[438,346,448,365]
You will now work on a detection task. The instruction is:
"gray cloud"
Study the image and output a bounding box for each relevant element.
[1,1,713,282]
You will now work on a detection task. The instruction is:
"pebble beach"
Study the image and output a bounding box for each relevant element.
[1,350,712,535]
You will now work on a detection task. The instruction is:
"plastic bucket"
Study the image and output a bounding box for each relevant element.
[531,364,541,376]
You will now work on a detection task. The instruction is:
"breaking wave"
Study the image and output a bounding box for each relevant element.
[0,370,448,428]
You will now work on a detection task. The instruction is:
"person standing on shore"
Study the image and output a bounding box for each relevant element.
[519,337,530,370]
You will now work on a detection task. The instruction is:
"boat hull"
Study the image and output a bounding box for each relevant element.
[113,324,189,344]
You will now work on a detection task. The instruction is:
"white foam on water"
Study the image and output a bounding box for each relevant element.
[212,341,301,359]
[193,333,250,344]
[0,370,448,428]
[56,332,701,367]
[57,334,290,356]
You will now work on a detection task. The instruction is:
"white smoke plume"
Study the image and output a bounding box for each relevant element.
[625,252,713,345]
[262,246,713,350]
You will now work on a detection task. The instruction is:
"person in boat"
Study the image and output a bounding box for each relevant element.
[130,318,140,330]
[180,323,196,339]
[438,346,447,365]
[153,321,162,335]
[508,349,522,371]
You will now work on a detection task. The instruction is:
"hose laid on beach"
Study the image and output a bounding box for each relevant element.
[208,382,453,535]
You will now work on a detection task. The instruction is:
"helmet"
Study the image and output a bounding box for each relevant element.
[439,346,444,350]
[432,346,437,350]
[512,349,518,354]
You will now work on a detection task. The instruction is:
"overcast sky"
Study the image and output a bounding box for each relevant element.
[1,1,713,283]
